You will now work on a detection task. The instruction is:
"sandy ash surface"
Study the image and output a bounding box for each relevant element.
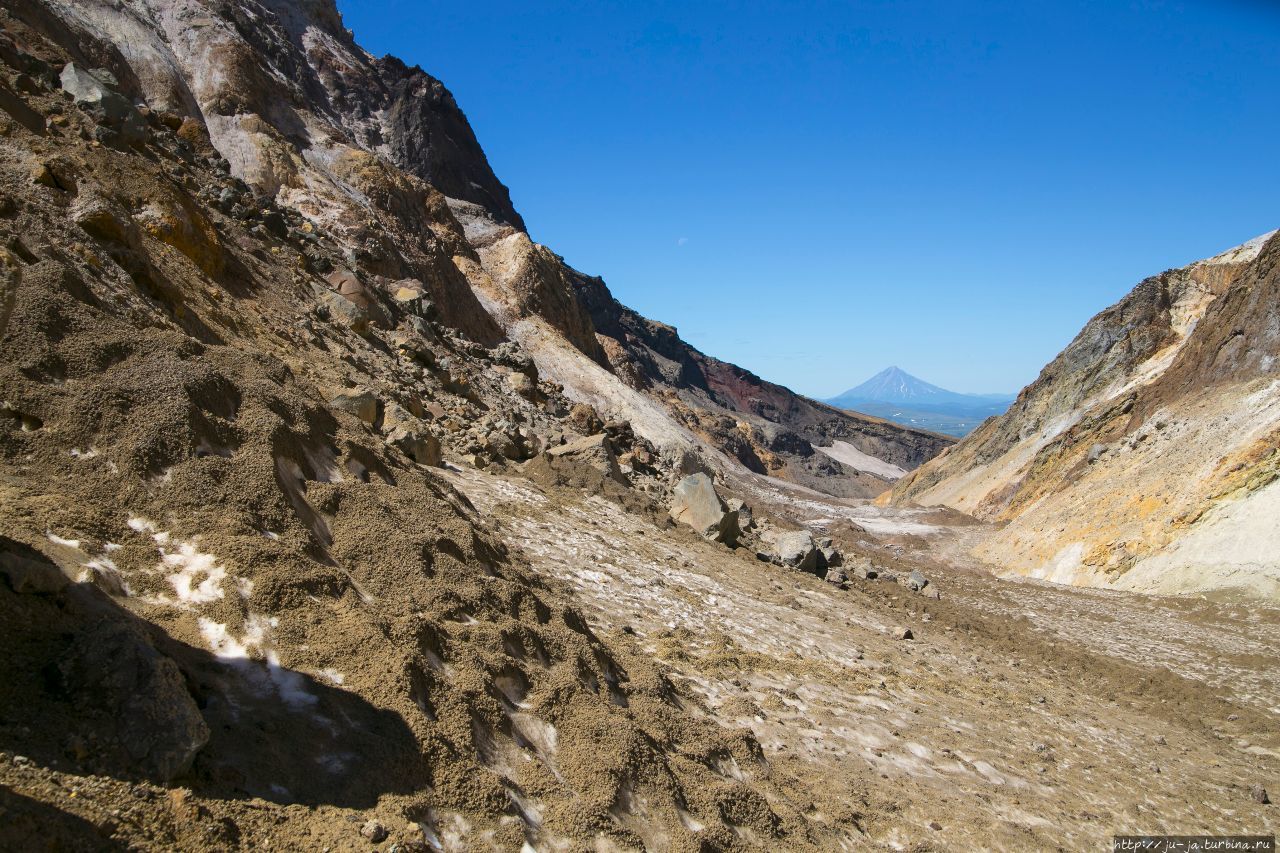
[446,464,1280,851]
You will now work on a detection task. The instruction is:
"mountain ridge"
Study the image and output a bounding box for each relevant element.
[1,1,940,844]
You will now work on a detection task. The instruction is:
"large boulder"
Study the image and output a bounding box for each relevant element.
[59,64,145,143]
[320,269,390,330]
[774,531,818,574]
[313,282,370,334]
[905,570,930,592]
[390,278,435,319]
[329,388,381,426]
[546,433,624,482]
[669,473,739,544]
[390,428,442,466]
[0,538,209,782]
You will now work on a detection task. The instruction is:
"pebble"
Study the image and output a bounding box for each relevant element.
[360,820,388,843]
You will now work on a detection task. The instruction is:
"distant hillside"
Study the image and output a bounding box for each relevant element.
[827,367,1015,436]
[890,230,1280,599]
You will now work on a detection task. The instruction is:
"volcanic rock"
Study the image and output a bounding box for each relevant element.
[546,433,624,481]
[774,531,818,574]
[669,473,739,544]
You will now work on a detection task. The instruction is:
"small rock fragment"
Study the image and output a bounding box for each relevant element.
[360,819,388,842]
[506,371,536,399]
[726,498,753,530]
[567,402,603,435]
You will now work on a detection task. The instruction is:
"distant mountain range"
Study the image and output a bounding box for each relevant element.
[826,367,1016,437]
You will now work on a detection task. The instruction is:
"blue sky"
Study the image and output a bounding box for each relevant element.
[338,0,1280,396]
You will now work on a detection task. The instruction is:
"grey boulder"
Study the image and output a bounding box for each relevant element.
[774,530,818,574]
[669,473,739,544]
[905,570,929,592]
[60,63,146,143]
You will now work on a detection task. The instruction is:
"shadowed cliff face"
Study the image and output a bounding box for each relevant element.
[891,231,1280,599]
[377,56,525,231]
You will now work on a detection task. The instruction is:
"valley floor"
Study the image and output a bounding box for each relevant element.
[440,465,1280,850]
[3,462,1277,851]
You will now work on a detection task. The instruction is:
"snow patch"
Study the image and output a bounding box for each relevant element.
[127,516,159,534]
[45,532,82,549]
[161,539,228,604]
[317,667,345,685]
[128,516,233,606]
[199,614,319,709]
[815,441,907,480]
[82,555,132,597]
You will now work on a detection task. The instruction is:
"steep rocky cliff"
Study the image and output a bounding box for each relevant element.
[891,230,1280,599]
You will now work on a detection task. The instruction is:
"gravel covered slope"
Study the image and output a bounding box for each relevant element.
[0,4,852,848]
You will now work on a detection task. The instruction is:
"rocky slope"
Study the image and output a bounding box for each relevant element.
[0,0,960,848]
[890,230,1280,599]
[567,277,952,495]
[7,0,943,500]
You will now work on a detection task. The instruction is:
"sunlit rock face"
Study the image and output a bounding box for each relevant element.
[891,230,1280,599]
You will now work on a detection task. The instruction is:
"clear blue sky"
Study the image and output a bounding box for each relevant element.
[338,0,1279,396]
